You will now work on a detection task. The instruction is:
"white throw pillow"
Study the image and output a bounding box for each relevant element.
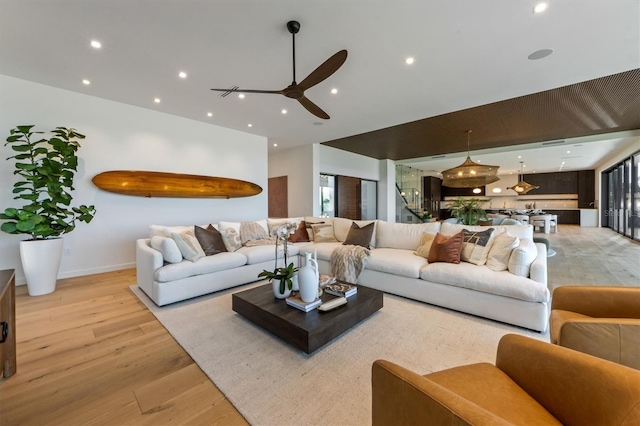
[486,233,520,271]
[171,231,205,262]
[220,228,242,252]
[460,228,497,266]
[508,238,537,277]
[150,236,183,263]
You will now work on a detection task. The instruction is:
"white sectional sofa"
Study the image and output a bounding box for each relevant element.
[136,217,549,332]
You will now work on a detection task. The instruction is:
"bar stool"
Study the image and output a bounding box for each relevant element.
[510,214,529,225]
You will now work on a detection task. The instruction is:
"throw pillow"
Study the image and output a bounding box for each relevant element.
[414,232,437,259]
[508,238,538,277]
[343,222,375,249]
[150,236,183,263]
[305,220,325,241]
[428,231,464,264]
[171,231,205,262]
[460,228,496,266]
[486,233,520,272]
[289,220,310,243]
[194,224,227,256]
[220,228,242,252]
[239,221,268,245]
[312,223,338,243]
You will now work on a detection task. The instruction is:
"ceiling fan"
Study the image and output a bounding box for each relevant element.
[210,20,347,119]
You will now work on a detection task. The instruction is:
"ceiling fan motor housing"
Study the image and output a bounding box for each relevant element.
[287,20,300,34]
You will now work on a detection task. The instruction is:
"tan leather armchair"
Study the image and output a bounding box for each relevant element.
[372,334,640,426]
[550,286,640,369]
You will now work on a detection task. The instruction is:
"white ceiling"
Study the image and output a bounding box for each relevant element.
[1,0,638,170]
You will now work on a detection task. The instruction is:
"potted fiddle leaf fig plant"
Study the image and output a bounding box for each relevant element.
[1,125,96,296]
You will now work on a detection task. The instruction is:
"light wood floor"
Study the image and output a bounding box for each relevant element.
[0,269,248,425]
[0,225,638,425]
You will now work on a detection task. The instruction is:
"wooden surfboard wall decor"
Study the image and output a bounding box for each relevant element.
[92,170,263,198]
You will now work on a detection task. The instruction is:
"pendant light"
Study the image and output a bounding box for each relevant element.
[442,130,500,188]
[508,161,539,194]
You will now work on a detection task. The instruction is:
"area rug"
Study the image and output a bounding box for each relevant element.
[131,284,547,425]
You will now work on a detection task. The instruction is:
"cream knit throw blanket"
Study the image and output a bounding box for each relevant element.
[330,245,371,284]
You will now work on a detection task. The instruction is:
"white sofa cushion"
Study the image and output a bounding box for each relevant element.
[332,217,377,248]
[236,244,300,265]
[440,222,533,240]
[299,242,343,262]
[219,220,268,235]
[376,221,441,250]
[154,252,248,282]
[419,262,549,303]
[150,236,183,264]
[366,248,428,279]
[486,233,520,272]
[508,238,538,277]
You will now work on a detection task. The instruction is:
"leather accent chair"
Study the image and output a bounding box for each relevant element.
[550,286,640,369]
[372,334,640,425]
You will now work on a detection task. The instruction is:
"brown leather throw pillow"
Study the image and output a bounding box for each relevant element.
[428,231,464,264]
[343,222,375,249]
[289,221,310,243]
[194,224,227,256]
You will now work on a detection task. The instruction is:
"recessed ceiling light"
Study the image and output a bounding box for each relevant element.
[90,40,101,49]
[82,79,90,85]
[238,94,245,99]
[281,109,287,114]
[566,150,571,153]
[273,143,278,147]
[472,188,481,194]
[207,112,213,117]
[533,2,548,13]
[517,155,522,159]
[178,71,187,79]
[331,88,338,94]
[154,98,161,103]
[247,123,252,127]
[405,57,414,65]
[528,48,553,60]
[492,188,502,193]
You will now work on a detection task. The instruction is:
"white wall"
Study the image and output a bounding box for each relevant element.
[318,145,380,181]
[268,144,317,217]
[269,144,395,219]
[0,75,267,284]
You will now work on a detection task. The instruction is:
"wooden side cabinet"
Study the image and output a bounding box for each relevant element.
[0,269,16,379]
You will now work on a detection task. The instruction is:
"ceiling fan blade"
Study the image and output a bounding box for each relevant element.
[298,96,330,119]
[297,50,348,92]
[210,88,283,95]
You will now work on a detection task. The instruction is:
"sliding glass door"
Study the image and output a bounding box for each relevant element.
[603,150,639,242]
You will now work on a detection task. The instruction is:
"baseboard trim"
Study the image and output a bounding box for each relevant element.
[15,263,136,286]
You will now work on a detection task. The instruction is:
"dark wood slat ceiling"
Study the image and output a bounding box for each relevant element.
[322,68,640,160]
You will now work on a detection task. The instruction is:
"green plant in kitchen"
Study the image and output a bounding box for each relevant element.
[448,197,489,225]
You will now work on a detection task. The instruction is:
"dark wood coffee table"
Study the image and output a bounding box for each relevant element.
[232,283,383,354]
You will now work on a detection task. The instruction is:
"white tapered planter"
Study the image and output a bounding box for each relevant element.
[20,238,63,296]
